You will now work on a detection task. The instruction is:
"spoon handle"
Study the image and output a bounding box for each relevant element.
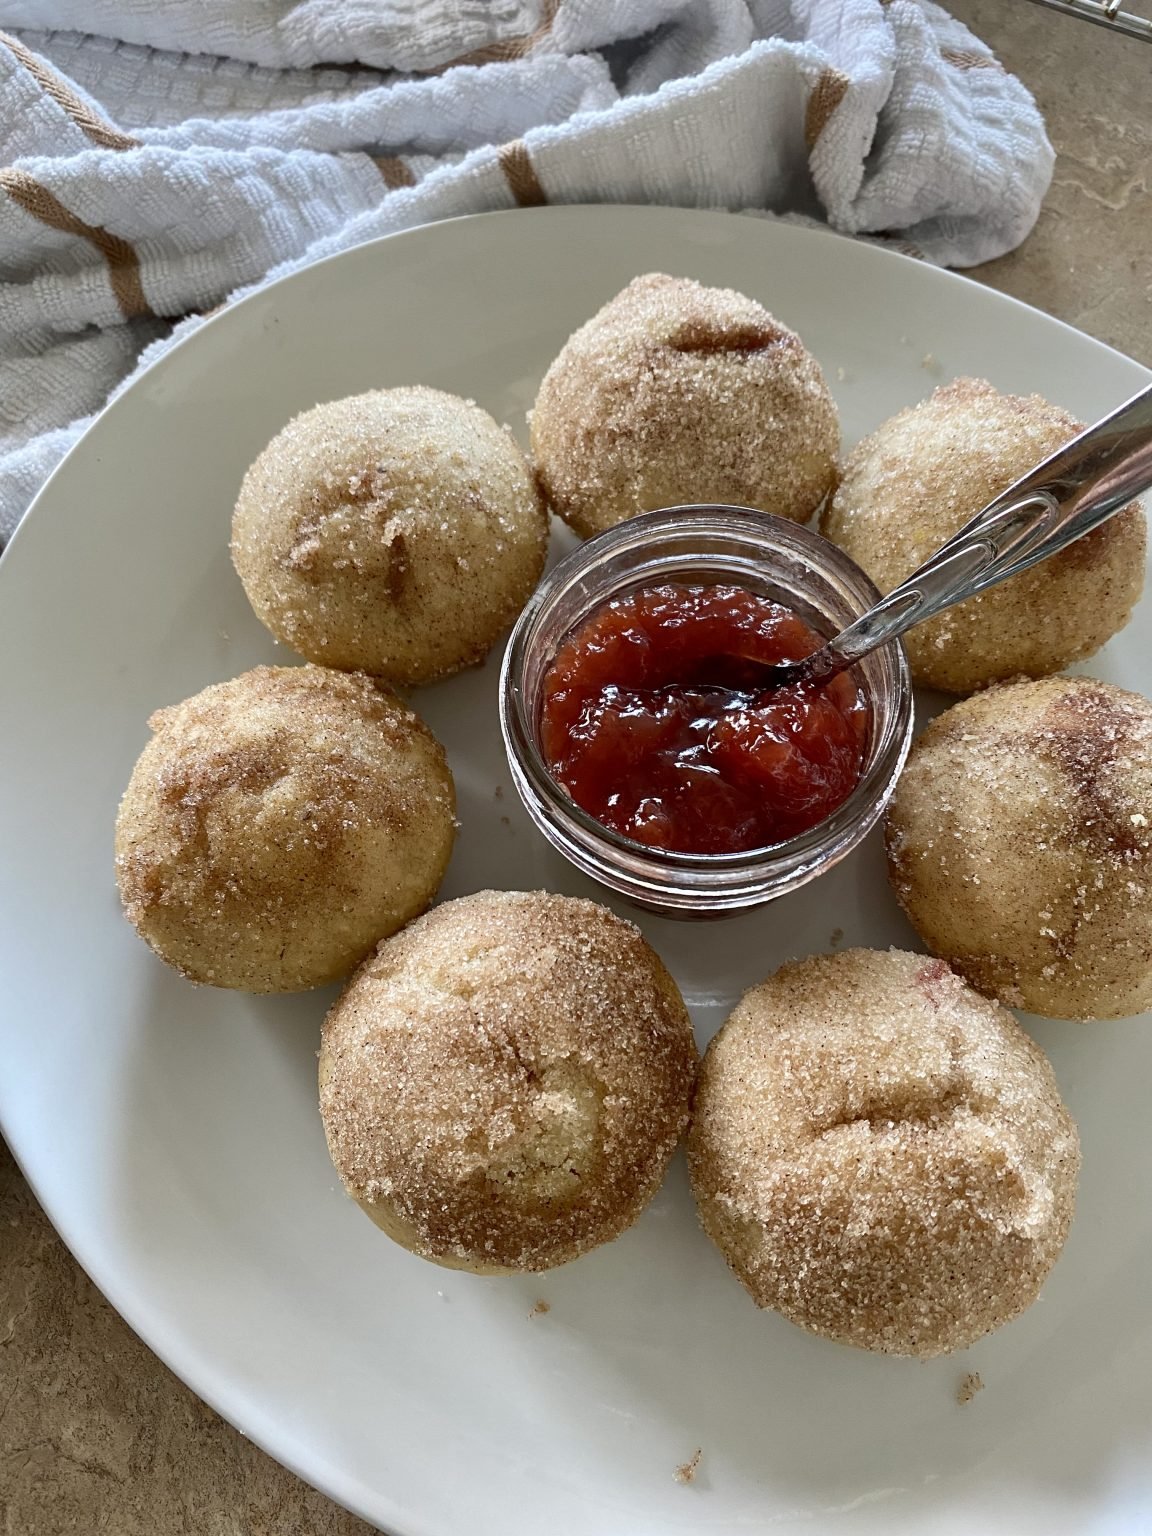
[812,378,1152,681]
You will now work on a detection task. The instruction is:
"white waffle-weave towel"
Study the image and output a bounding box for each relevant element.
[0,0,1053,544]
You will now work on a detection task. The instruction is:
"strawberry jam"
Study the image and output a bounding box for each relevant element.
[539,583,869,855]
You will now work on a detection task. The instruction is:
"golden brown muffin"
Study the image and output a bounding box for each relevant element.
[115,665,455,992]
[688,948,1080,1358]
[886,676,1152,1020]
[231,387,548,686]
[822,378,1146,693]
[319,890,698,1272]
[530,274,839,538]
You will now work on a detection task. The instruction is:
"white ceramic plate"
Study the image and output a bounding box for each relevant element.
[2,207,1150,1536]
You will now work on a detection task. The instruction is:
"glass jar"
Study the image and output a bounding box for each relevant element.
[499,505,913,917]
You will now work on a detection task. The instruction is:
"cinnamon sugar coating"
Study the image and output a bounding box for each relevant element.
[822,378,1145,694]
[530,274,839,538]
[319,891,698,1273]
[115,665,455,992]
[232,387,547,686]
[887,676,1152,1020]
[688,949,1079,1358]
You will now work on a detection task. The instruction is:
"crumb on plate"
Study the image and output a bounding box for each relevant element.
[675,1448,702,1485]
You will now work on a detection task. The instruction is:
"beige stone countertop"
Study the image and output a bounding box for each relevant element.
[2,5,1150,1533]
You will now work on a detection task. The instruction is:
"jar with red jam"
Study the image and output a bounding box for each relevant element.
[499,506,912,916]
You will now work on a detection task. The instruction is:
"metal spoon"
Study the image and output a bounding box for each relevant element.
[759,379,1152,693]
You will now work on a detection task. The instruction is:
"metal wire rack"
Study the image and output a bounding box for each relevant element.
[1020,0,1152,40]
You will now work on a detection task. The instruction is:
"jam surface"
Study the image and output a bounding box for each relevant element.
[540,583,869,855]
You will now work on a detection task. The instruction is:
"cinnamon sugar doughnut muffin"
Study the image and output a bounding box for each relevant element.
[530,274,839,538]
[115,666,455,992]
[688,949,1080,1358]
[319,891,698,1273]
[232,387,548,686]
[887,676,1152,1020]
[821,378,1146,693]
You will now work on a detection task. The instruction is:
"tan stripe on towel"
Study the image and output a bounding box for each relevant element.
[429,0,561,74]
[372,155,416,190]
[804,67,850,152]
[1,31,140,151]
[0,168,154,320]
[941,48,1002,71]
[499,140,548,207]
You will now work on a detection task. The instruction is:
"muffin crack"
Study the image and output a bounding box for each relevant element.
[810,1083,975,1140]
[666,320,781,354]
